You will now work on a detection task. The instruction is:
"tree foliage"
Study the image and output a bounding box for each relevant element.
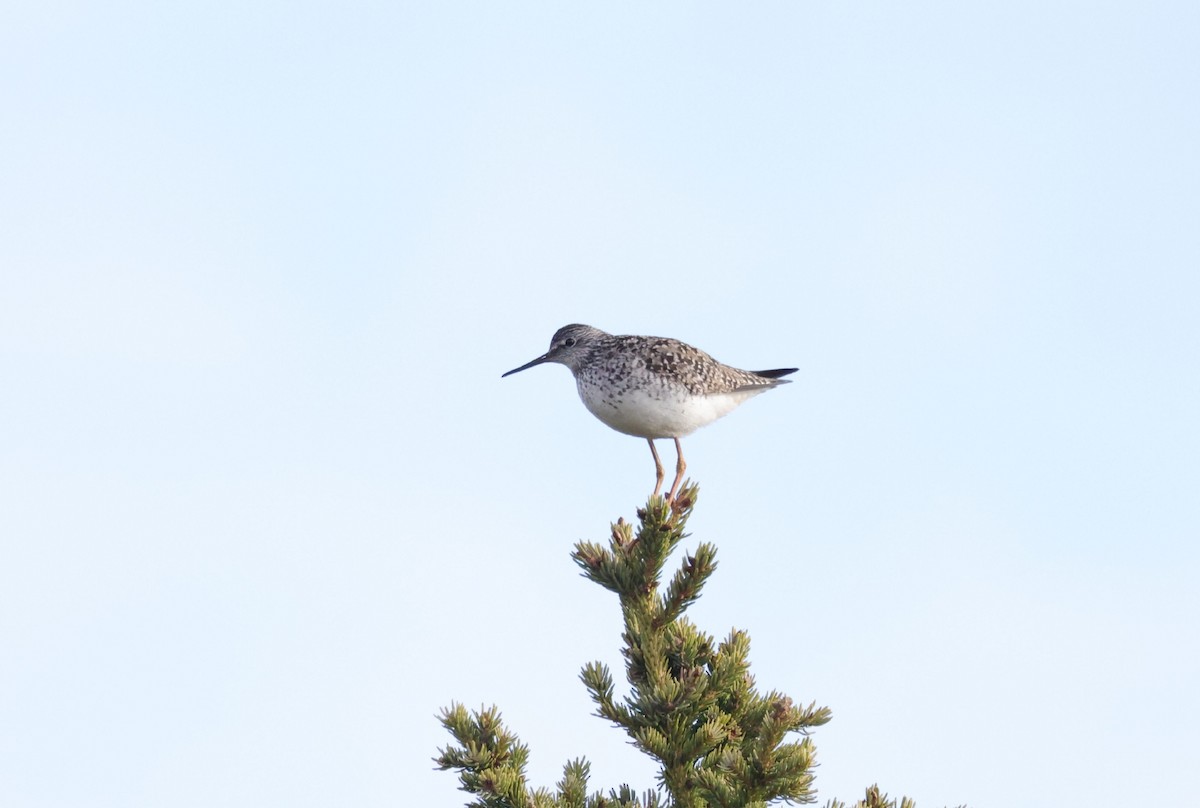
[436,484,951,807]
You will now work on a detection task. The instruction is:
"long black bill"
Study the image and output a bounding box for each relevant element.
[501,354,549,378]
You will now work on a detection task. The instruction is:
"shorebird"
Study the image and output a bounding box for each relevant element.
[502,324,796,502]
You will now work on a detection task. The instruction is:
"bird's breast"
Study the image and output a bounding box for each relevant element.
[574,373,758,439]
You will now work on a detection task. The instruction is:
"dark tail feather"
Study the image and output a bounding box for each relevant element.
[753,367,798,380]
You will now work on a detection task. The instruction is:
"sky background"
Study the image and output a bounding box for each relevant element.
[2,3,1198,807]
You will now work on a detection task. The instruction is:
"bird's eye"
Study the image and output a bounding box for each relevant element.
[564,337,577,347]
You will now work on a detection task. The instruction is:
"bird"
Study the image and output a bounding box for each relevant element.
[502,324,796,502]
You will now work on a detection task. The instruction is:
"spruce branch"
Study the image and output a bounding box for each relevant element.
[436,703,655,808]
[823,784,967,808]
[435,703,534,808]
[660,544,717,627]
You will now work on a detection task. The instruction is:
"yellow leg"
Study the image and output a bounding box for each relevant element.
[648,439,665,498]
[666,437,687,502]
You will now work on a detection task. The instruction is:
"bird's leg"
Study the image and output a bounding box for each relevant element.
[666,437,687,503]
[648,439,665,499]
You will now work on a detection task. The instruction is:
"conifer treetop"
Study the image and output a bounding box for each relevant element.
[436,484,941,807]
[573,485,830,807]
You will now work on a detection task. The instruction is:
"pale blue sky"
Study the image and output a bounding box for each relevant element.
[2,3,1197,807]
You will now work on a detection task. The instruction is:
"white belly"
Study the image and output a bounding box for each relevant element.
[577,381,763,439]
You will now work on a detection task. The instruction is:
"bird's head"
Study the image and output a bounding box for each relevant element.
[502,324,609,377]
